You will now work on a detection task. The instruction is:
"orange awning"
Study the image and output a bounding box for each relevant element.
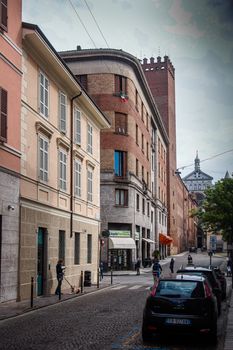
[159,233,173,245]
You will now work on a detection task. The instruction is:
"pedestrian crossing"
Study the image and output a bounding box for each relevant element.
[110,284,151,291]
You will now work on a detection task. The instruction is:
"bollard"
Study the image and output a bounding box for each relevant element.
[111,268,113,285]
[30,277,34,308]
[97,268,99,289]
[81,270,84,293]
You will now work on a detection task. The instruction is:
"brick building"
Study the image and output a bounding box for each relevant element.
[141,56,197,253]
[60,48,170,269]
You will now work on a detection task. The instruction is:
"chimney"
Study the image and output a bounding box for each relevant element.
[77,45,82,51]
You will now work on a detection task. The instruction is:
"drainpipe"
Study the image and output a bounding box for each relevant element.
[70,92,82,238]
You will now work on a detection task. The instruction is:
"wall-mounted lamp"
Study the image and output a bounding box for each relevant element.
[8,205,15,211]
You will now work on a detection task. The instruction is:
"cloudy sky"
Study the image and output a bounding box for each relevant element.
[22,0,233,182]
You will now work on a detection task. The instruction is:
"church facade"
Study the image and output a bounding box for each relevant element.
[182,152,213,205]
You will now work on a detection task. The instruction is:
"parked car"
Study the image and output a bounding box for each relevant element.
[142,276,218,343]
[189,246,197,253]
[210,266,227,300]
[176,266,222,315]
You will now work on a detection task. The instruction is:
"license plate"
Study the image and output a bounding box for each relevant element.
[165,318,191,325]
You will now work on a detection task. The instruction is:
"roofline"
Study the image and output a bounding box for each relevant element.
[59,48,169,144]
[22,22,111,128]
[183,170,213,181]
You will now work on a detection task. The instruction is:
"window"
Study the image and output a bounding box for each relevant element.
[115,189,128,206]
[115,112,127,134]
[146,142,149,159]
[87,168,93,202]
[135,89,138,110]
[136,193,140,211]
[39,72,49,118]
[87,123,93,154]
[114,150,127,177]
[151,211,153,224]
[0,87,7,142]
[142,198,145,214]
[87,234,92,263]
[59,150,67,191]
[147,172,149,186]
[141,134,144,152]
[76,75,87,90]
[59,92,67,133]
[0,0,7,31]
[115,75,127,95]
[142,165,144,180]
[39,136,48,182]
[141,103,144,121]
[74,232,80,265]
[74,107,81,144]
[74,159,81,197]
[146,113,149,130]
[136,158,139,176]
[59,230,65,262]
[136,124,139,144]
[151,152,155,171]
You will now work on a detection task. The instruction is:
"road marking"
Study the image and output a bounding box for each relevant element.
[111,285,127,290]
[128,285,142,290]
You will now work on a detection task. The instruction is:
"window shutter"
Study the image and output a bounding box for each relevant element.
[0,87,7,142]
[122,77,127,94]
[115,75,120,93]
[0,0,7,31]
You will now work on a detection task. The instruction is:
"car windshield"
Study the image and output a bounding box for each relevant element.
[156,281,204,298]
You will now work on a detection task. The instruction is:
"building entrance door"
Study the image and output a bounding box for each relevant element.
[37,227,46,296]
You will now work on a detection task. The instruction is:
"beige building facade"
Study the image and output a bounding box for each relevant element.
[19,23,110,300]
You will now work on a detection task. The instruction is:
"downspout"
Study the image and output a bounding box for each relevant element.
[70,91,82,238]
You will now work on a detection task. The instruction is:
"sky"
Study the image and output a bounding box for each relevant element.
[22,0,233,183]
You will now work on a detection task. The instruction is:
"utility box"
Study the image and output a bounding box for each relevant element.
[84,271,91,287]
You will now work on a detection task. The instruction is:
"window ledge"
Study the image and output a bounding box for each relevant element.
[35,121,53,139]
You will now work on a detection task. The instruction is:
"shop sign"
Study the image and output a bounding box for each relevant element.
[109,230,131,238]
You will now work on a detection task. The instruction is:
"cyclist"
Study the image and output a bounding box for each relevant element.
[152,258,162,283]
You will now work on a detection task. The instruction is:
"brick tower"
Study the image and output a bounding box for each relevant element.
[141,56,178,253]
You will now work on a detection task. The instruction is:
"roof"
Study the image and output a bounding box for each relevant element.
[183,170,213,181]
[176,274,205,282]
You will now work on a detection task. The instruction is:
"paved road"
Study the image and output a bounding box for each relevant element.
[0,252,228,350]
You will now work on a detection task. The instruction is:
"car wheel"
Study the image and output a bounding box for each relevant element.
[208,323,217,344]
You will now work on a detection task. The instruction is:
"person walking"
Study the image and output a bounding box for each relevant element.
[152,258,162,283]
[169,257,175,274]
[100,261,104,280]
[187,254,193,265]
[135,259,141,275]
[55,259,65,296]
[227,256,232,277]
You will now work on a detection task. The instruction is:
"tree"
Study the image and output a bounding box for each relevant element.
[196,178,233,243]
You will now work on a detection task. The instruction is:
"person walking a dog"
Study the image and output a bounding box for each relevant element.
[55,259,65,296]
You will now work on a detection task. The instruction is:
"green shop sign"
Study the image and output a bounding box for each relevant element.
[109,230,131,238]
